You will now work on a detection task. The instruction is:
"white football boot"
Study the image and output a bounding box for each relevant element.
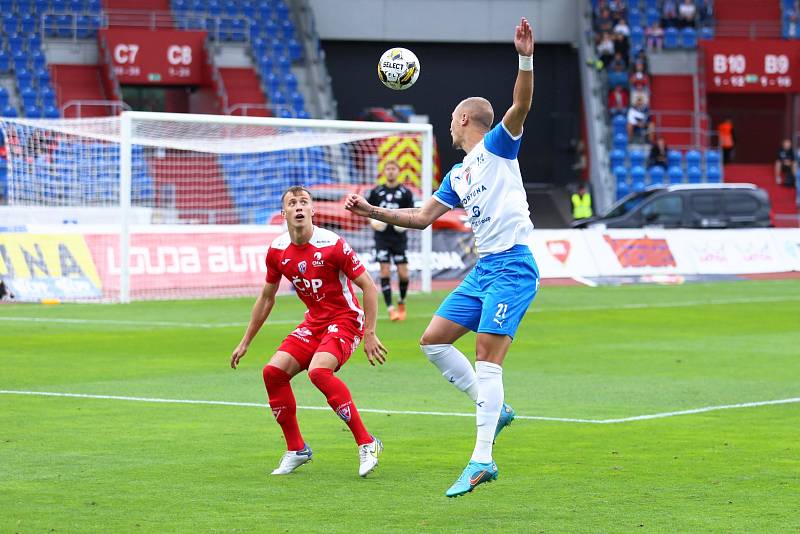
[358,436,383,477]
[270,444,312,475]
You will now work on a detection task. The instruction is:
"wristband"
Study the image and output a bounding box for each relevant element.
[518,54,533,71]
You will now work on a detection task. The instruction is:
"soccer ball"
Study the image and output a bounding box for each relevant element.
[378,48,420,91]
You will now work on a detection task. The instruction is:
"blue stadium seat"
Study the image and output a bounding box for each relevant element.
[264,71,280,93]
[24,103,42,117]
[44,105,59,118]
[648,166,665,185]
[706,166,722,183]
[276,55,291,73]
[668,166,684,184]
[630,26,645,50]
[681,27,697,48]
[616,179,630,199]
[664,27,679,49]
[646,7,660,26]
[632,177,646,192]
[685,150,701,168]
[0,55,9,74]
[608,70,629,89]
[283,71,298,92]
[629,150,646,168]
[290,91,304,112]
[296,109,310,119]
[628,9,642,28]
[2,104,18,117]
[287,39,303,61]
[612,114,627,136]
[687,166,702,183]
[610,148,626,169]
[700,26,714,40]
[278,108,292,118]
[613,132,628,150]
[270,90,286,105]
[667,149,682,168]
[631,164,646,183]
[704,149,720,168]
[275,1,289,19]
[613,165,628,183]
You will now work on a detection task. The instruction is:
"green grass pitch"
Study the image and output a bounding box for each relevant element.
[2,280,799,533]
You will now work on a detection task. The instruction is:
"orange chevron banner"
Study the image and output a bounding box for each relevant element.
[377,135,440,188]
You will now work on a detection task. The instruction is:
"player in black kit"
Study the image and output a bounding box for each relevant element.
[366,160,414,321]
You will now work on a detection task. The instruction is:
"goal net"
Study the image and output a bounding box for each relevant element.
[0,112,436,302]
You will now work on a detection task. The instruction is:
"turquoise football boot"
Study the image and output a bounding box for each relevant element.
[494,403,516,441]
[445,460,499,498]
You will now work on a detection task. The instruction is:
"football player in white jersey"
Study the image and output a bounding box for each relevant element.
[345,17,538,497]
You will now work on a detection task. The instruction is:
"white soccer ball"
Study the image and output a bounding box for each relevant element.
[378,48,420,91]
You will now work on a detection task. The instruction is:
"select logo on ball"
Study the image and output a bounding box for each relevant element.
[378,47,421,91]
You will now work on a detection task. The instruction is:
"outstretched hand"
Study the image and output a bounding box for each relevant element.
[515,17,534,56]
[344,194,373,218]
[363,332,388,366]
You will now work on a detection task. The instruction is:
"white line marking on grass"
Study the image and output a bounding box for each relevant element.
[0,390,797,424]
[3,295,800,329]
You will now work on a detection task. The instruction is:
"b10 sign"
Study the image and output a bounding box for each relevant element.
[702,40,800,93]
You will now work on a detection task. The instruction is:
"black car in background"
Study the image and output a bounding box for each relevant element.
[573,184,772,229]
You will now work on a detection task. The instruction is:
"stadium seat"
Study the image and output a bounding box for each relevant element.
[2,104,18,117]
[610,148,626,169]
[687,166,702,183]
[283,72,298,92]
[668,166,684,184]
[631,165,646,184]
[613,165,628,183]
[667,149,682,168]
[632,177,646,192]
[685,150,701,168]
[681,27,697,48]
[646,7,660,26]
[296,110,310,119]
[608,71,629,89]
[664,27,679,49]
[44,105,59,118]
[630,26,645,50]
[612,114,627,136]
[613,132,628,150]
[700,26,714,40]
[0,55,9,74]
[706,166,722,183]
[629,150,646,168]
[617,179,630,199]
[628,10,642,28]
[648,166,665,185]
[24,104,41,117]
[705,150,721,168]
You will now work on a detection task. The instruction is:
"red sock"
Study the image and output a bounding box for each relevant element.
[308,367,372,446]
[263,365,305,451]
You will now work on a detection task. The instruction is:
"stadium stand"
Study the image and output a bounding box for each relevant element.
[590,0,723,200]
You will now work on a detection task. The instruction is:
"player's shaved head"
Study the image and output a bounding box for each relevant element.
[281,185,313,207]
[456,97,494,131]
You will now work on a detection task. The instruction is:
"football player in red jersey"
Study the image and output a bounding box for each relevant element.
[231,185,387,477]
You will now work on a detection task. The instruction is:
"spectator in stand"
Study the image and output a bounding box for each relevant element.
[594,0,609,19]
[698,0,714,26]
[613,29,630,59]
[632,48,649,72]
[609,0,626,19]
[629,60,651,105]
[595,7,614,35]
[678,0,697,29]
[648,137,669,169]
[608,85,629,116]
[775,138,797,188]
[627,96,654,144]
[717,118,735,164]
[613,17,630,39]
[609,51,627,73]
[662,0,679,28]
[786,9,798,38]
[646,21,665,51]
[597,32,616,68]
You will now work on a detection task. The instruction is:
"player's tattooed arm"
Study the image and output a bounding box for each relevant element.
[345,194,449,230]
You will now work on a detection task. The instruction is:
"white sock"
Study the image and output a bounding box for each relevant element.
[471,360,504,464]
[420,344,478,402]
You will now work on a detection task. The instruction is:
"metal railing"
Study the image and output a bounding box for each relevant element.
[40,10,251,43]
[61,100,131,118]
[713,20,783,39]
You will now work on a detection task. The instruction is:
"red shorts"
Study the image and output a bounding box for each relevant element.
[277,320,363,370]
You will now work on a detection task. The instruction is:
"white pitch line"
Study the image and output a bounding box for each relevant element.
[0,390,797,424]
[2,295,800,329]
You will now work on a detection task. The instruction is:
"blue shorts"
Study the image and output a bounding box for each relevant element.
[435,244,539,339]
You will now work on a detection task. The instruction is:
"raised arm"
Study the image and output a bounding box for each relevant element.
[502,17,535,137]
[230,281,279,369]
[351,271,388,366]
[344,194,450,230]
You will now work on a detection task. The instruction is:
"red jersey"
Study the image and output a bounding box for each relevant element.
[265,226,367,331]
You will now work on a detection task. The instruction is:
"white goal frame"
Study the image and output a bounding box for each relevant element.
[118,111,435,303]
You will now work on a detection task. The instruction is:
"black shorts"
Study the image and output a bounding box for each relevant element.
[375,238,408,265]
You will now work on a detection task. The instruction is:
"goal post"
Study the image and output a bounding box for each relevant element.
[0,112,436,303]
